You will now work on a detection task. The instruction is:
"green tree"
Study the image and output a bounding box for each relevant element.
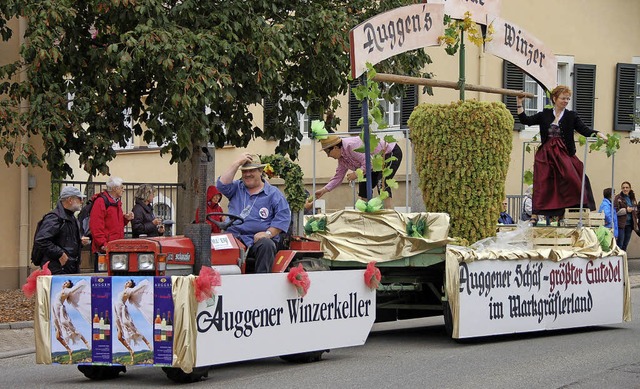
[0,0,431,222]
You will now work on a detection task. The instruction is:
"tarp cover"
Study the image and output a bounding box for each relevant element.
[305,210,450,263]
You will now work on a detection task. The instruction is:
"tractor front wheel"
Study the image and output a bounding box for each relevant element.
[77,365,126,380]
[162,366,210,383]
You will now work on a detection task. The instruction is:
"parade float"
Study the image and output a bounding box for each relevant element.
[29,0,631,384]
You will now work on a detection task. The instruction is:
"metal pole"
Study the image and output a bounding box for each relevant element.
[405,129,410,211]
[312,138,316,215]
[578,139,590,228]
[459,27,465,101]
[361,75,373,200]
[611,153,616,233]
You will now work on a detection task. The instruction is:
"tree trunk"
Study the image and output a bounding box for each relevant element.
[176,144,216,235]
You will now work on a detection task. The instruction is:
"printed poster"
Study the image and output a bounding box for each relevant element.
[50,276,93,364]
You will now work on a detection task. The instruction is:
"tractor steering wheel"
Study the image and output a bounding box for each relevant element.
[206,212,244,231]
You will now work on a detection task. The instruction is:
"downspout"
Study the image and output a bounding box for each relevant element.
[19,16,30,285]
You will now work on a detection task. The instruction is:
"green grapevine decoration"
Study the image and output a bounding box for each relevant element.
[408,100,513,244]
[260,154,306,212]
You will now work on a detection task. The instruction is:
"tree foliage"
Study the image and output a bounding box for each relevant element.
[0,0,432,179]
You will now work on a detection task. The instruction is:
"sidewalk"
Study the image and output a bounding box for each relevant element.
[2,275,639,360]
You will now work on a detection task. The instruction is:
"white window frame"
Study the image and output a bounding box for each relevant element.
[377,84,402,128]
[113,108,135,150]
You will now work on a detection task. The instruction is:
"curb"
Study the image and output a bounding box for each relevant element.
[0,321,34,330]
[0,347,35,360]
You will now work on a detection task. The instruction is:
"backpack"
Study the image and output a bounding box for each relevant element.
[30,212,57,266]
[77,192,114,238]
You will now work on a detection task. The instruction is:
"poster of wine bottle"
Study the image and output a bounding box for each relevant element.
[91,276,112,364]
[153,276,174,366]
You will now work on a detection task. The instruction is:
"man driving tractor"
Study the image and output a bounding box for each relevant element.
[216,153,291,273]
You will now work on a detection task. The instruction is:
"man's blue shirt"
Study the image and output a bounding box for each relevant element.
[216,178,291,248]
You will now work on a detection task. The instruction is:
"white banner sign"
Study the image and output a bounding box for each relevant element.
[350,3,444,79]
[195,270,376,366]
[427,0,501,25]
[457,256,624,338]
[485,15,558,91]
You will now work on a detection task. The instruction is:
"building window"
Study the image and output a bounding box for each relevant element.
[113,108,135,150]
[378,95,401,127]
[348,83,417,133]
[503,58,582,134]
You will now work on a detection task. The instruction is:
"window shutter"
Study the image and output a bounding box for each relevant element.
[348,80,361,133]
[502,61,524,130]
[573,64,596,128]
[400,85,417,129]
[263,97,277,140]
[614,63,637,131]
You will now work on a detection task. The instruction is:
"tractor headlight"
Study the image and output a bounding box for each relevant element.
[111,253,129,271]
[138,253,155,271]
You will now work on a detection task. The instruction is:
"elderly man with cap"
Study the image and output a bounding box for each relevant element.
[33,186,90,274]
[315,135,403,209]
[217,153,291,273]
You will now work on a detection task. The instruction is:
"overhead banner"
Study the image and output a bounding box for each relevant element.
[427,0,501,25]
[485,15,558,91]
[457,256,624,338]
[350,3,445,79]
[195,270,376,366]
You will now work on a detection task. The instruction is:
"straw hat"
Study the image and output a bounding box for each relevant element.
[239,154,267,170]
[319,135,341,151]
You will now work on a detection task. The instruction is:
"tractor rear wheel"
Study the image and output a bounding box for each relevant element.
[288,257,329,271]
[280,350,328,363]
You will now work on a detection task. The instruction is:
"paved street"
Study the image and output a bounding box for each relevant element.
[1,259,639,387]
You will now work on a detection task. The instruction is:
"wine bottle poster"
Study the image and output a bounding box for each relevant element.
[111,276,154,365]
[91,276,112,364]
[153,276,174,365]
[49,276,93,364]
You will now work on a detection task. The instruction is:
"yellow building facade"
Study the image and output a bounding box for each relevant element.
[1,1,639,289]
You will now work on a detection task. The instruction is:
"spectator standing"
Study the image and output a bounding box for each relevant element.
[520,185,533,221]
[614,181,637,250]
[498,199,515,224]
[89,176,134,271]
[598,187,618,239]
[131,184,164,238]
[217,153,291,273]
[33,186,90,274]
[195,185,225,233]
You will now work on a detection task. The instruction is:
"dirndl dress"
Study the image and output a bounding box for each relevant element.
[532,124,596,217]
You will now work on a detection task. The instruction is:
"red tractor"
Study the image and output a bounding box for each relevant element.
[98,213,326,277]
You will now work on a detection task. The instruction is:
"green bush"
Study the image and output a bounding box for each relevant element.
[408,100,513,244]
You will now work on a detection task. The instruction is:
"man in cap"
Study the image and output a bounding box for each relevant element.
[217,153,291,273]
[315,135,403,209]
[33,186,91,274]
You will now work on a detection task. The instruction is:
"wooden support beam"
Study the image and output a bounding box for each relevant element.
[372,73,535,98]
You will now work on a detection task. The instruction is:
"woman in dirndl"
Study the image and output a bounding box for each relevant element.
[516,85,607,224]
